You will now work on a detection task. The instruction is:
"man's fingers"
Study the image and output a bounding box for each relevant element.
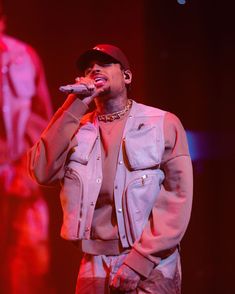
[110,271,139,292]
[110,275,120,289]
[82,87,105,105]
[119,278,139,292]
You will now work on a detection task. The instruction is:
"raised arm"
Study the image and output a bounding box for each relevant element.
[28,95,88,185]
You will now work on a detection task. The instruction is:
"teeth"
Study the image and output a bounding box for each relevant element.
[95,77,105,82]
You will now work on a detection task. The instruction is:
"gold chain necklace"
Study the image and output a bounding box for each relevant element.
[97,99,132,122]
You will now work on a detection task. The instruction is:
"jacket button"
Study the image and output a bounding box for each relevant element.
[118,208,122,213]
[118,161,123,165]
[96,178,101,184]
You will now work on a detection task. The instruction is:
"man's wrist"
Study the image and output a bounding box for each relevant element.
[62,96,89,118]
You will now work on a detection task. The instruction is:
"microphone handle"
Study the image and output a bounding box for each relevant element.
[59,84,93,95]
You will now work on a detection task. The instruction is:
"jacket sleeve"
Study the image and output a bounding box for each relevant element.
[124,112,193,278]
[28,95,88,185]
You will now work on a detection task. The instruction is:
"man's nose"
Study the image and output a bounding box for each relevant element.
[90,63,101,73]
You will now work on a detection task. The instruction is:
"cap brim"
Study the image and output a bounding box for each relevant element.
[76,49,119,73]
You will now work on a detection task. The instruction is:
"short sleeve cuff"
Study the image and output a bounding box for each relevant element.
[124,249,160,278]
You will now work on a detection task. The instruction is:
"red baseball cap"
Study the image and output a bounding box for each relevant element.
[76,44,130,73]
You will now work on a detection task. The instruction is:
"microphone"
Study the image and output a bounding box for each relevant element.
[59,83,95,95]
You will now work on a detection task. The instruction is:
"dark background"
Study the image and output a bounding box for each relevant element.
[4,0,235,293]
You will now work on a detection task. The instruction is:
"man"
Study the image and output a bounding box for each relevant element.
[0,6,53,294]
[28,44,193,293]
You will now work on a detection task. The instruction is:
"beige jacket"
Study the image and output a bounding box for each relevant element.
[28,96,193,277]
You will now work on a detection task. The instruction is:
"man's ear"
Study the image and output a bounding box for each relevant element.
[123,69,132,85]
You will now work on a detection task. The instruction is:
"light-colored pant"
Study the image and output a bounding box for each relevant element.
[76,250,181,294]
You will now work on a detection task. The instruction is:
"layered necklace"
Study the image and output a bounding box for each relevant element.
[97,99,132,122]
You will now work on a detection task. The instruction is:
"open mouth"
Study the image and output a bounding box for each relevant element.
[94,76,107,87]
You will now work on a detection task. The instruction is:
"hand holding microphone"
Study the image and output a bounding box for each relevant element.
[59,76,107,106]
[59,77,95,96]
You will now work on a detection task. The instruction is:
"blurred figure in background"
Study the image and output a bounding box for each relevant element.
[0,3,53,293]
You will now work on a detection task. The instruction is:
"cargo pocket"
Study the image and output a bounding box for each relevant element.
[123,170,164,243]
[71,123,98,165]
[124,126,161,170]
[9,52,36,98]
[60,167,83,240]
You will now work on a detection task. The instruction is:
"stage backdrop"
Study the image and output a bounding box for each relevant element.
[4,0,235,293]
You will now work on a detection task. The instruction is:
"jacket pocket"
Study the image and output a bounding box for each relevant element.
[124,126,162,170]
[8,51,36,98]
[70,123,97,165]
[60,167,83,240]
[123,170,164,244]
